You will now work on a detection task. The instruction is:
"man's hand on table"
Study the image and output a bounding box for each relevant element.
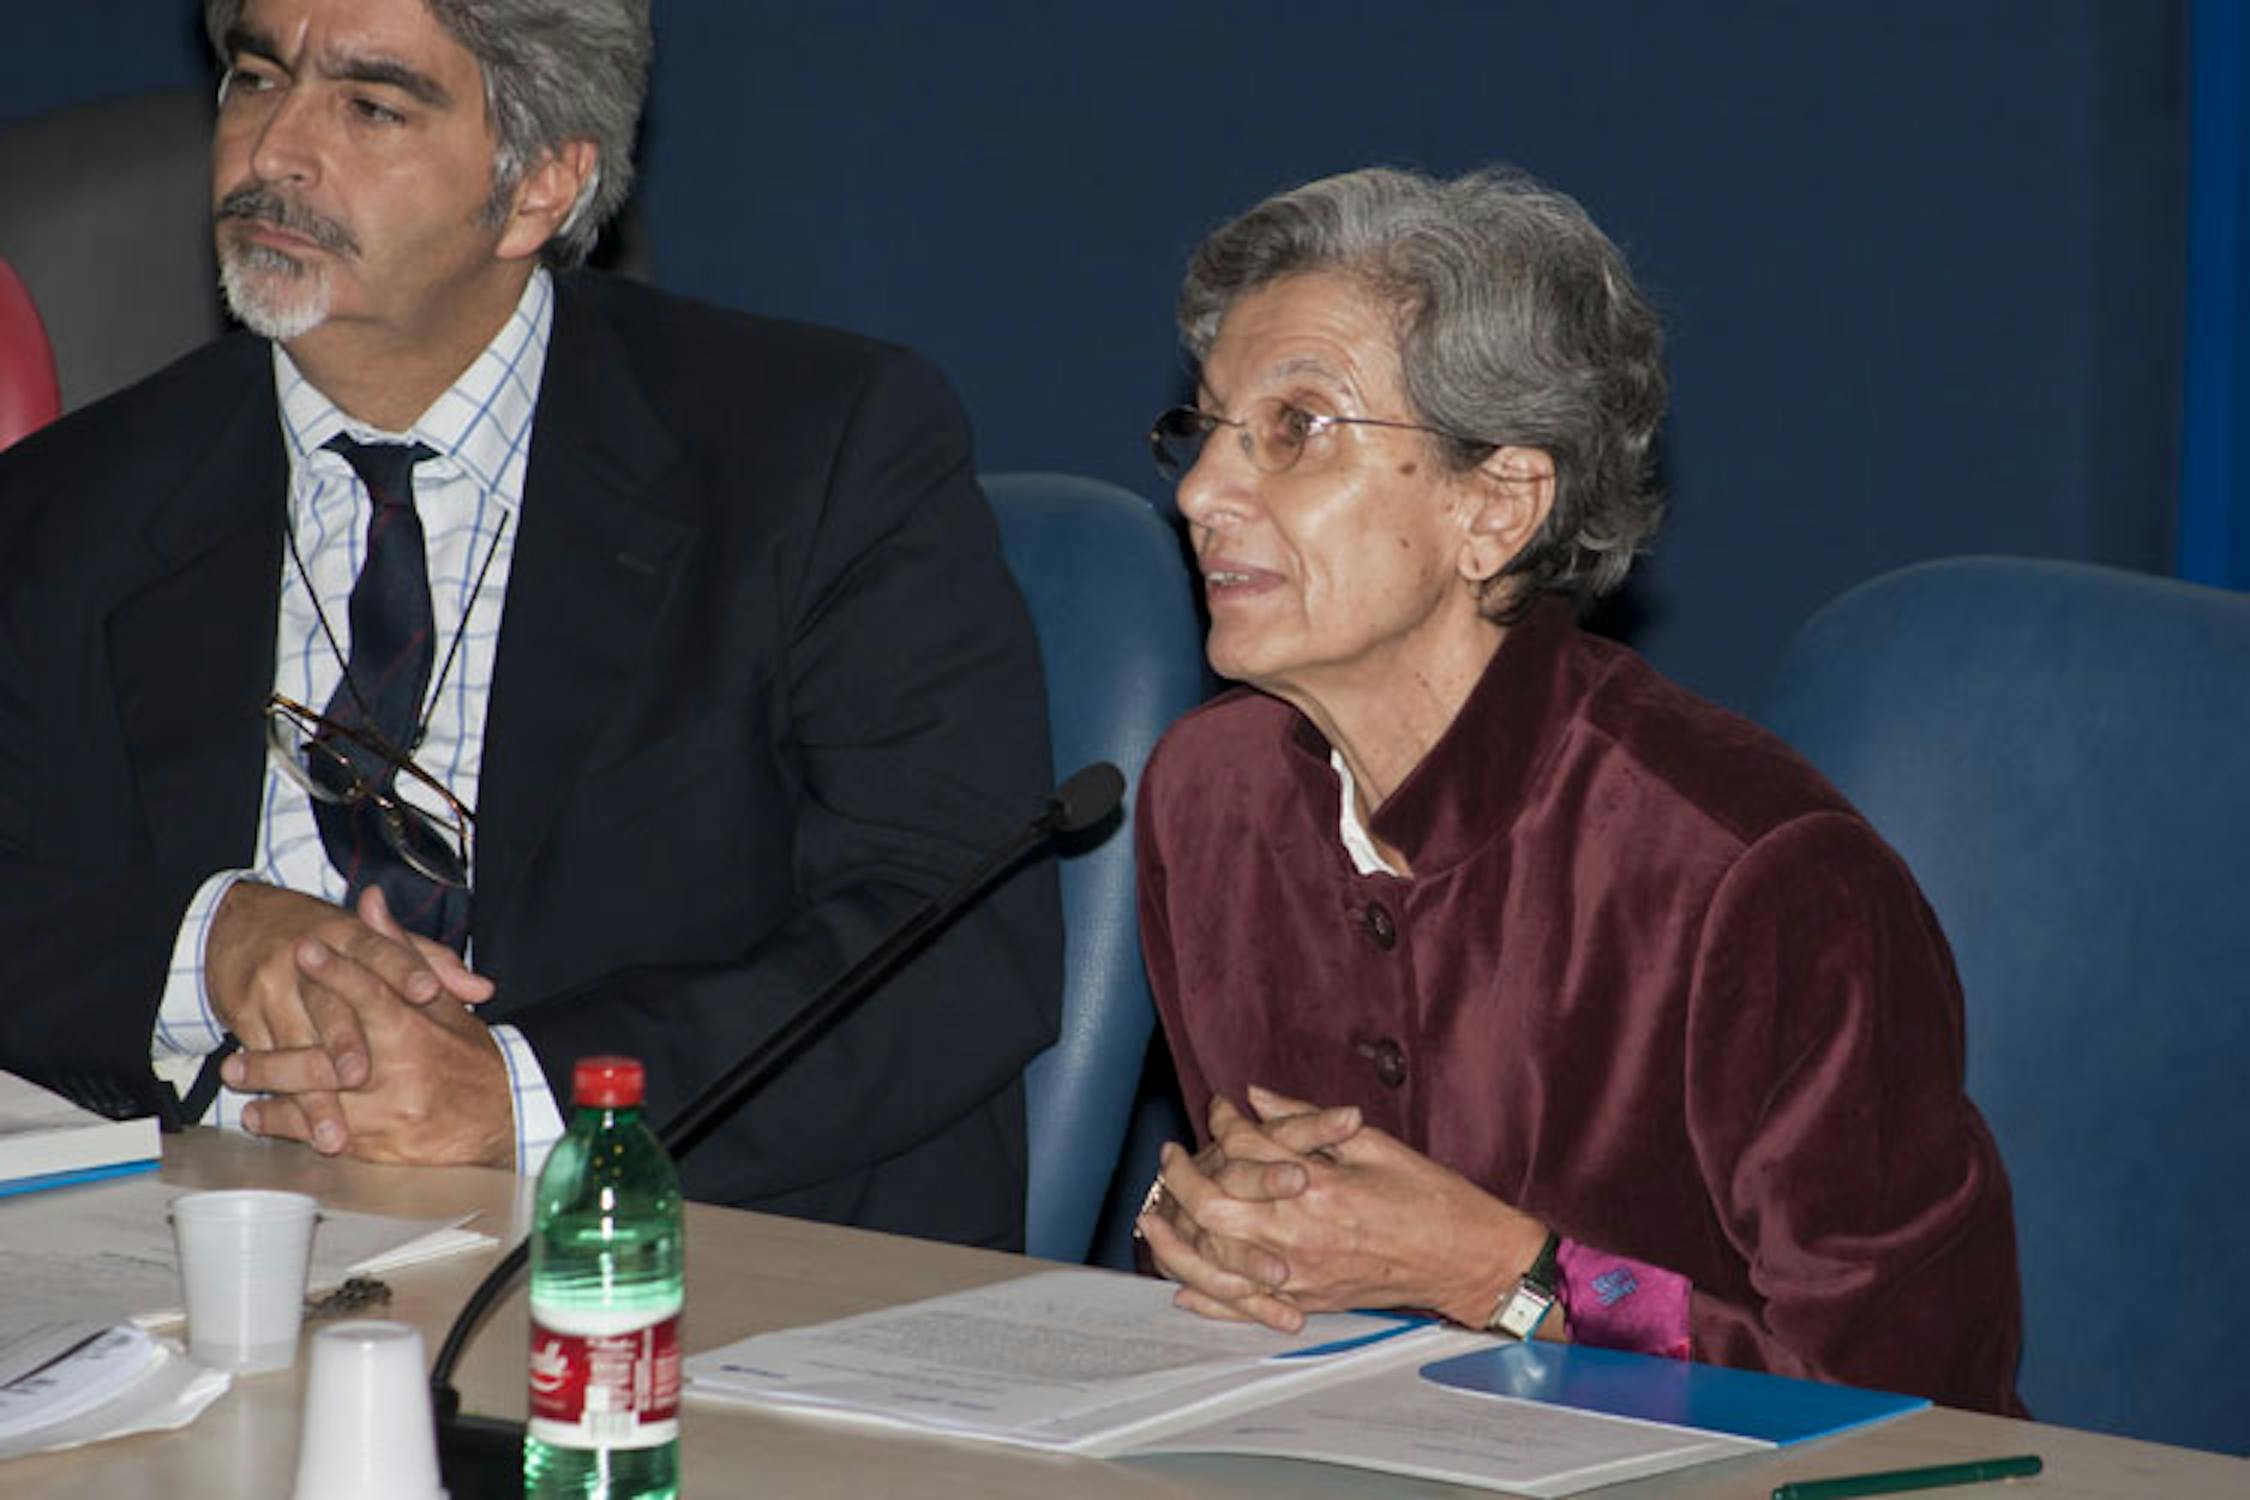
[232,984,515,1168]
[208,882,506,1165]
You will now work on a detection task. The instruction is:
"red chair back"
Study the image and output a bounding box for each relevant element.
[1,256,62,449]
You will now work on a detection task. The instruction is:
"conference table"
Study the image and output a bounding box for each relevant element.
[8,1131,2244,1497]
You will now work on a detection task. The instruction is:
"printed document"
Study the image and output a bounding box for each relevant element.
[683,1267,1886,1497]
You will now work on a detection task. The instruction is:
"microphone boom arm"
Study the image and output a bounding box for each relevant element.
[428,762,1124,1485]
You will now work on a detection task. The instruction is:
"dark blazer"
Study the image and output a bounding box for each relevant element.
[0,272,1062,1249]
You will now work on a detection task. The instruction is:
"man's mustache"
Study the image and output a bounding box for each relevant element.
[215,185,359,258]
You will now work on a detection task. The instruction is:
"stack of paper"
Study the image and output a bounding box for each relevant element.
[0,1323,228,1461]
[690,1269,1475,1454]
[685,1268,1928,1498]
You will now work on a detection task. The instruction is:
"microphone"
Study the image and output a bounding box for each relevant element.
[431,761,1125,1491]
[664,758,1120,1157]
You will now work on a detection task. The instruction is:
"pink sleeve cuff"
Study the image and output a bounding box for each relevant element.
[1555,1239,1693,1360]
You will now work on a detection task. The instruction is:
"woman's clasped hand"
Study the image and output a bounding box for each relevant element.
[1141,1085,1553,1334]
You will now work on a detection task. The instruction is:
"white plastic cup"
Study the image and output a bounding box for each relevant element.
[168,1188,320,1373]
[290,1320,447,1500]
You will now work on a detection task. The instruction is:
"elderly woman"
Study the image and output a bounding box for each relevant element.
[1134,165,2024,1414]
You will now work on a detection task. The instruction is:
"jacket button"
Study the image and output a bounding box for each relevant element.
[1367,1037,1408,1089]
[1363,902,1397,949]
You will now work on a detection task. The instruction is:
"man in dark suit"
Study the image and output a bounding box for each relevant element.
[0,0,1060,1250]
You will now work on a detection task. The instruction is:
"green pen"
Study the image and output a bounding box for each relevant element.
[1771,1453,2043,1500]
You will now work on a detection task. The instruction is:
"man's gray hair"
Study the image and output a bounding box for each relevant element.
[1180,166,1668,617]
[203,0,651,268]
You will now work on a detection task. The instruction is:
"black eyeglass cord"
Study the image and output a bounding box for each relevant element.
[281,472,511,759]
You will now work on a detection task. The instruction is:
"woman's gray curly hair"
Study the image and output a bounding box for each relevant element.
[203,0,650,269]
[1180,165,1668,619]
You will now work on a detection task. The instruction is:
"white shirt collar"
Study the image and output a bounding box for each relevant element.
[1332,748,1402,877]
[272,266,555,514]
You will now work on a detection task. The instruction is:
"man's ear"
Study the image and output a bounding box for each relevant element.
[495,139,600,263]
[1457,445,1556,585]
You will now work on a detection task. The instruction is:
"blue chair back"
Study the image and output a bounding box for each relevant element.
[1761,556,2250,1454]
[983,472,1205,1263]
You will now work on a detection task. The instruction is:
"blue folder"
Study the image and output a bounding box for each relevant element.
[1420,1342,1927,1447]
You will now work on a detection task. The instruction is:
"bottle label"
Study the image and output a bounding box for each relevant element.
[527,1310,681,1449]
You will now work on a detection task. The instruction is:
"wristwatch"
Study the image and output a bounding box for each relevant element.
[1485,1228,1561,1339]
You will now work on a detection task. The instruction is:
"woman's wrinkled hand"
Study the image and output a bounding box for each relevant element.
[1137,1087,1363,1331]
[1142,1084,1549,1332]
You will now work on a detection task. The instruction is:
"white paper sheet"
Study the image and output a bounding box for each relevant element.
[0,1175,495,1339]
[0,1326,229,1461]
[1146,1355,1762,1499]
[687,1268,1464,1451]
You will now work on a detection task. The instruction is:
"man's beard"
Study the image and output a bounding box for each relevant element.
[219,240,334,342]
[214,184,357,343]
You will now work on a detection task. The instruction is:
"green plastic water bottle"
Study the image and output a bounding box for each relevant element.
[525,1056,683,1498]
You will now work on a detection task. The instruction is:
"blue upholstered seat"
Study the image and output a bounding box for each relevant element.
[1761,556,2250,1454]
[984,472,1205,1264]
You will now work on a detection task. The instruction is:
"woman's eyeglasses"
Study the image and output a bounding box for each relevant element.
[263,692,474,889]
[1149,396,1487,481]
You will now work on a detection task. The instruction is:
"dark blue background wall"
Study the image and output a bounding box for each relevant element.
[0,1,2189,711]
[2183,0,2250,586]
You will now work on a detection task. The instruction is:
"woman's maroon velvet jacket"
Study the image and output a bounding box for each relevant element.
[1137,602,2025,1415]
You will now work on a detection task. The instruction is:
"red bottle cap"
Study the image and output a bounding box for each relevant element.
[571,1055,645,1108]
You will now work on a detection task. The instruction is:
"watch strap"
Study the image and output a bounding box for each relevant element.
[1487,1227,1562,1339]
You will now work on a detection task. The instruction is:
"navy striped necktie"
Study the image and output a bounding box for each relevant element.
[314,434,468,949]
